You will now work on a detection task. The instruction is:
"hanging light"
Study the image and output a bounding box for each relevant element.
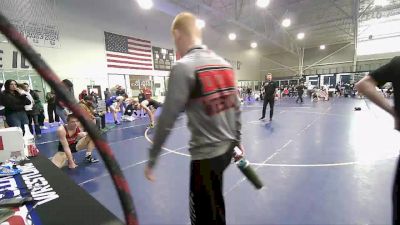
[256,0,270,8]
[297,32,305,40]
[228,33,237,40]
[137,0,153,10]
[282,18,291,27]
[251,42,258,48]
[196,19,205,29]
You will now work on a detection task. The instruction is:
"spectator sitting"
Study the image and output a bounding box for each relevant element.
[79,95,103,128]
[79,96,96,121]
[90,91,99,104]
[283,88,289,97]
[78,90,88,101]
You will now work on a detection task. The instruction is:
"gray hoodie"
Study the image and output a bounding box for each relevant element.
[148,45,242,168]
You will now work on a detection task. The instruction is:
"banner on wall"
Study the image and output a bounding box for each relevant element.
[152,46,174,71]
[12,20,61,48]
[0,0,61,48]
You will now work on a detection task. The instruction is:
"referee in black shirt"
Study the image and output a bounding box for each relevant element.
[260,73,277,121]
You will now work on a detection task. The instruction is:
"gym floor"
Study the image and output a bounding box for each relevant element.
[36,97,399,225]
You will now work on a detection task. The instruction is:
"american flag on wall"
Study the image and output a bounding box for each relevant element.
[104,31,153,70]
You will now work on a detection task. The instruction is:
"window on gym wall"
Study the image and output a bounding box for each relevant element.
[108,73,129,95]
[254,81,262,91]
[108,74,169,101]
[306,76,319,89]
[289,79,298,86]
[1,70,46,102]
[340,74,351,84]
[280,80,289,86]
[29,71,46,102]
[321,74,336,88]
[152,76,167,102]
[238,80,259,91]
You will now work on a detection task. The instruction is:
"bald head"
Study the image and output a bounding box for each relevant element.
[171,12,202,56]
[171,12,201,38]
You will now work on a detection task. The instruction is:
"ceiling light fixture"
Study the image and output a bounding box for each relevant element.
[137,0,153,10]
[228,33,237,40]
[320,45,326,50]
[256,0,270,8]
[196,19,205,29]
[297,32,305,40]
[251,42,258,48]
[282,18,291,27]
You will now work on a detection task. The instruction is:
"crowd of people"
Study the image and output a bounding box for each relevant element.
[0,81,160,129]
[0,79,162,168]
[0,11,398,224]
[239,78,394,106]
[0,80,47,136]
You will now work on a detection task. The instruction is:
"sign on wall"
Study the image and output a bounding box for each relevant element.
[13,20,60,48]
[0,0,61,48]
[152,46,174,71]
[129,75,152,90]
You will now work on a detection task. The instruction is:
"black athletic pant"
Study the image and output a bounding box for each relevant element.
[262,96,275,119]
[101,114,106,129]
[47,103,59,123]
[394,159,399,225]
[296,92,304,103]
[38,113,45,126]
[190,147,233,225]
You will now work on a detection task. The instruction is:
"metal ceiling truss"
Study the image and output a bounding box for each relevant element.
[169,0,300,55]
[328,0,352,18]
[290,16,353,34]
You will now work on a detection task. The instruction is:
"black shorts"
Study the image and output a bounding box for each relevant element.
[124,104,135,116]
[58,143,77,153]
[147,99,162,109]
